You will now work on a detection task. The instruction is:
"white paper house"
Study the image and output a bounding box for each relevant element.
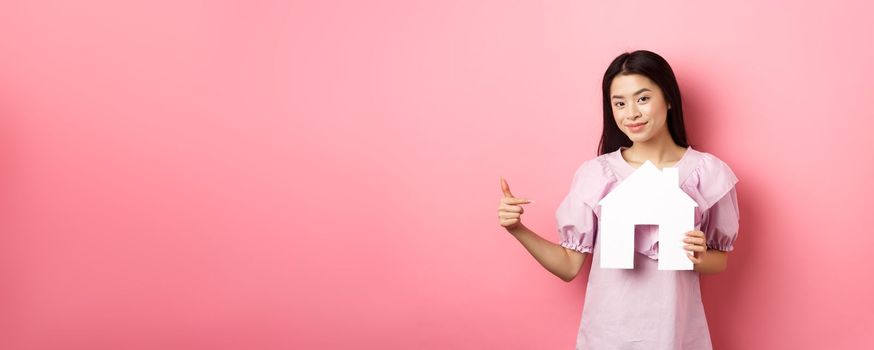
[597,160,698,270]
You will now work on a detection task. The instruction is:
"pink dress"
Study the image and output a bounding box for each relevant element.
[555,146,740,350]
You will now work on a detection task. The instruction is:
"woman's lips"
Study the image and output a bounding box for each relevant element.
[628,121,647,133]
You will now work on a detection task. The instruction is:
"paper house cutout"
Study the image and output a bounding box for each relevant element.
[597,160,698,270]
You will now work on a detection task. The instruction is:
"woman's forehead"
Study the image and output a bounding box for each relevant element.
[610,74,658,96]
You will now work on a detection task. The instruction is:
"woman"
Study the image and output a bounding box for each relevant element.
[497,49,740,349]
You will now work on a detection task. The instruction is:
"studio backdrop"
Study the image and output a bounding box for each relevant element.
[1,1,872,349]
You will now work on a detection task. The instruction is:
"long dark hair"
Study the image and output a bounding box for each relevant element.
[597,50,690,155]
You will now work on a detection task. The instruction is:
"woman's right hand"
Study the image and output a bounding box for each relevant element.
[498,177,532,231]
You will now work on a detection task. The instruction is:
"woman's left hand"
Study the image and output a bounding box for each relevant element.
[683,230,708,264]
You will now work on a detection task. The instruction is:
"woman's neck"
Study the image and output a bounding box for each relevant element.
[625,133,684,164]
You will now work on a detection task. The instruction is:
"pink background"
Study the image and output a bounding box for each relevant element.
[1,1,872,349]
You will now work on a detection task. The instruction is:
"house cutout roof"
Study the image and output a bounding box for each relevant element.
[598,160,697,209]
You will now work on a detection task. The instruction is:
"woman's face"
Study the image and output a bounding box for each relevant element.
[609,74,672,143]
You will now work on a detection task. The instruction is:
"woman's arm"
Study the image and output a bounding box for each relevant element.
[685,229,729,274]
[692,249,728,274]
[508,223,588,282]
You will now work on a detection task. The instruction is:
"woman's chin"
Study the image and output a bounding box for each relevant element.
[626,133,649,142]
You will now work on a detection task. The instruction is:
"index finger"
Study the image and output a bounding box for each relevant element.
[686,230,705,237]
[503,197,531,205]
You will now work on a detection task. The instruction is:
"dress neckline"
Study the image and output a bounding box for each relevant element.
[616,145,694,170]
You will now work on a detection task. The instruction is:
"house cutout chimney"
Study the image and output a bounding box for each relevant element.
[597,160,698,270]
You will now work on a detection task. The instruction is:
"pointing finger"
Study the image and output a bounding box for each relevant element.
[502,197,532,205]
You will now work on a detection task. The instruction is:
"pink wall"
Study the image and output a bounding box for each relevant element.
[1,1,872,349]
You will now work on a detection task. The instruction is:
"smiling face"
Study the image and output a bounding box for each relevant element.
[609,74,672,144]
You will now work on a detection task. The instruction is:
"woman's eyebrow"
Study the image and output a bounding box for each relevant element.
[611,88,652,99]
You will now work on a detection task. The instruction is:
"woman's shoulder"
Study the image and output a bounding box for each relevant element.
[686,147,738,182]
[574,152,619,181]
[565,153,621,205]
[683,147,739,208]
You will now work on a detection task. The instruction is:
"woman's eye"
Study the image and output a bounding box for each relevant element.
[614,102,624,107]
[639,96,649,102]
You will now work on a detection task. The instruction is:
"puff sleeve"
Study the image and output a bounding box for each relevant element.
[696,155,740,252]
[555,159,613,254]
[701,186,740,251]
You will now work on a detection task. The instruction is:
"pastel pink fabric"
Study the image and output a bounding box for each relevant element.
[555,146,740,350]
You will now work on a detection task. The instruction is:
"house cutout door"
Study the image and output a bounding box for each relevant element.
[633,224,658,263]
